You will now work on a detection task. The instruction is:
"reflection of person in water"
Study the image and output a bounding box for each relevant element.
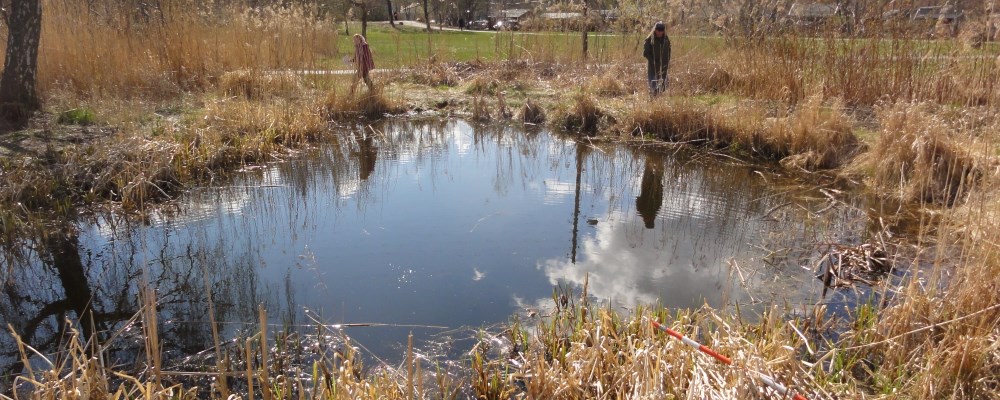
[358,135,377,181]
[635,157,664,229]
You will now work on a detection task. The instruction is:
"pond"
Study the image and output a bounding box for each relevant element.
[0,119,883,375]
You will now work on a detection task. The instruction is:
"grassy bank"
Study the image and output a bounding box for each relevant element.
[2,1,1000,398]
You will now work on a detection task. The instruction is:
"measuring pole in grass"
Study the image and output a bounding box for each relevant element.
[650,320,808,400]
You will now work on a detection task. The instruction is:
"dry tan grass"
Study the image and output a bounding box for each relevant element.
[625,95,860,170]
[853,102,982,205]
[586,66,638,97]
[553,92,613,135]
[218,70,304,100]
[769,95,861,170]
[14,0,337,99]
[519,99,547,124]
[699,36,1000,109]
[403,62,469,87]
[467,287,835,399]
[325,85,403,120]
[7,296,419,400]
[470,95,492,122]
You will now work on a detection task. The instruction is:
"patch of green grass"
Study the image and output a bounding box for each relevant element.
[689,93,739,107]
[854,127,879,145]
[323,23,718,67]
[57,108,96,125]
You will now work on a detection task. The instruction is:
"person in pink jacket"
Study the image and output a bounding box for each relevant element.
[351,34,375,94]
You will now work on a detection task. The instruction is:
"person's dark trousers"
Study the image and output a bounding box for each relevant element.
[648,71,668,96]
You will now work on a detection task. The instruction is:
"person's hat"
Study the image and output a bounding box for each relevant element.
[654,21,665,31]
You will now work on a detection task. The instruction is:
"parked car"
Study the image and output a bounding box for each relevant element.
[911,6,941,21]
[492,19,520,31]
[468,19,489,30]
[881,9,910,20]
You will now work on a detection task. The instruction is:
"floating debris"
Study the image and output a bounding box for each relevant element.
[815,240,892,297]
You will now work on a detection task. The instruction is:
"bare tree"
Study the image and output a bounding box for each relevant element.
[423,0,431,31]
[582,1,589,59]
[387,0,395,25]
[0,0,42,127]
[349,0,369,37]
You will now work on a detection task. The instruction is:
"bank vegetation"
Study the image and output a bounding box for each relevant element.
[2,0,999,398]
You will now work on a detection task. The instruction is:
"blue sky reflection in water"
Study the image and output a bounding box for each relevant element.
[2,119,876,366]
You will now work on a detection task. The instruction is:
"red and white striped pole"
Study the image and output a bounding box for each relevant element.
[650,320,808,400]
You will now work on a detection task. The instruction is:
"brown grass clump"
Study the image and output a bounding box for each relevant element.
[769,95,861,170]
[959,22,989,50]
[628,99,712,142]
[854,102,981,205]
[405,63,464,87]
[520,99,546,124]
[836,177,1000,397]
[325,86,402,120]
[677,61,734,95]
[471,96,493,122]
[587,68,635,97]
[218,70,304,100]
[555,93,613,135]
[626,96,860,170]
[464,75,504,96]
[205,97,326,147]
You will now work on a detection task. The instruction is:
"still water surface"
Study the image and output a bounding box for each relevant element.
[0,119,876,371]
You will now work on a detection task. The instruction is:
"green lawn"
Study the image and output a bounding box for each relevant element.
[323,23,990,71]
[324,23,724,68]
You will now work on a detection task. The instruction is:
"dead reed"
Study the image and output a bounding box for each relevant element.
[325,85,403,120]
[468,285,831,399]
[219,70,304,101]
[553,92,613,135]
[18,0,338,98]
[6,293,423,399]
[519,99,547,125]
[625,95,861,170]
[852,102,982,205]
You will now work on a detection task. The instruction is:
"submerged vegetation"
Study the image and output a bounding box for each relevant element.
[2,0,1000,398]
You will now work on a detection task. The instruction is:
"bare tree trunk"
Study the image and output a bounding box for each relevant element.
[361,5,368,38]
[423,0,432,56]
[0,0,43,126]
[350,0,368,38]
[387,0,395,26]
[582,3,589,59]
[423,0,432,31]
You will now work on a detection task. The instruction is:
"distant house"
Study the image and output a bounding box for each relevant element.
[911,6,962,23]
[541,12,583,20]
[500,8,531,21]
[787,3,837,23]
[595,9,618,22]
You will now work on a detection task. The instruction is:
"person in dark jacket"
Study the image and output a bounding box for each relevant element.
[643,21,671,96]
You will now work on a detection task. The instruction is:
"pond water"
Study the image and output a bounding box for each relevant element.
[0,119,883,374]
